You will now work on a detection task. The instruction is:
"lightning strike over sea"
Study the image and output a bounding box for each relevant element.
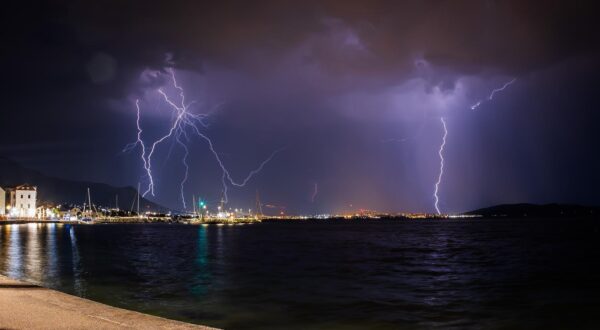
[433,117,447,215]
[433,78,518,214]
[125,68,283,209]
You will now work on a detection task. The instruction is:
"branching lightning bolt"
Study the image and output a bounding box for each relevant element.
[433,117,447,215]
[125,67,282,209]
[185,121,285,201]
[471,78,516,110]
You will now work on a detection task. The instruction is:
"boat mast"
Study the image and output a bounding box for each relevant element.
[192,195,196,216]
[87,187,92,216]
[137,182,141,216]
[255,189,263,220]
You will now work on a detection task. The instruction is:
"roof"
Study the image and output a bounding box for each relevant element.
[12,184,37,191]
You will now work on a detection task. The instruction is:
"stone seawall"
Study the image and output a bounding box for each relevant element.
[0,275,218,329]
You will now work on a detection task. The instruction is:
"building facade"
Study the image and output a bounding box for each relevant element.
[0,187,5,216]
[8,184,37,218]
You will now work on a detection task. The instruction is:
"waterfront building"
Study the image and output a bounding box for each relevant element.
[0,186,5,216]
[7,184,37,218]
[36,202,58,219]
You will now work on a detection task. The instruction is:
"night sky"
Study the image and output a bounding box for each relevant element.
[1,1,599,213]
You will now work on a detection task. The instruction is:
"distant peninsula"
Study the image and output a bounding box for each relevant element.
[467,203,599,218]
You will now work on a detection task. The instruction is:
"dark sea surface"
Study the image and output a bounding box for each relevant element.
[1,219,600,329]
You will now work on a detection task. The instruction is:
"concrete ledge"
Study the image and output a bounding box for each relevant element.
[0,275,218,329]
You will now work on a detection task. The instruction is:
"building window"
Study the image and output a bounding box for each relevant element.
[28,195,31,199]
[21,194,24,199]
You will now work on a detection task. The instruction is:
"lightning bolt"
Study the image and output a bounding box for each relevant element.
[220,172,229,204]
[471,78,516,110]
[470,100,482,110]
[175,133,190,209]
[125,67,282,209]
[433,78,516,214]
[433,117,447,215]
[311,182,318,203]
[123,100,148,173]
[187,125,285,202]
[488,78,517,101]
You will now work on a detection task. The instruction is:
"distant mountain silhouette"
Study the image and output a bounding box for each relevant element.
[467,203,599,218]
[0,157,166,212]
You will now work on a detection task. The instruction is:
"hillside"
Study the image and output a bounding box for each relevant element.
[467,203,599,218]
[0,157,166,212]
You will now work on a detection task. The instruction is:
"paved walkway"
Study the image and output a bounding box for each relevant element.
[0,275,217,329]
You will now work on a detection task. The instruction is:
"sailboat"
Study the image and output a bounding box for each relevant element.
[131,182,144,219]
[80,187,96,224]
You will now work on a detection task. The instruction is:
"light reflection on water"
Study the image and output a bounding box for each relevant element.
[26,224,41,281]
[7,224,23,279]
[0,220,599,329]
[69,225,85,296]
[46,223,58,282]
[192,226,210,297]
[0,224,86,294]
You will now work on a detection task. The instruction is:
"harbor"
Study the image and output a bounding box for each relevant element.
[0,184,264,225]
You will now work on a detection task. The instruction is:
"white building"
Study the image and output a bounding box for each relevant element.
[8,184,37,218]
[0,187,5,216]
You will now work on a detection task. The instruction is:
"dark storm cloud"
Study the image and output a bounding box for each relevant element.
[4,1,597,94]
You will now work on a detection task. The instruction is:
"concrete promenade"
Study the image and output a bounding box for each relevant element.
[0,275,218,329]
